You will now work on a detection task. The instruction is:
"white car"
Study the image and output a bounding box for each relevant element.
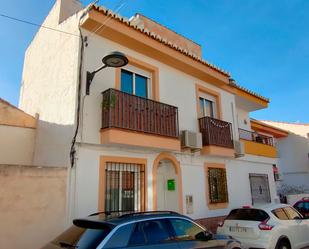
[217,203,309,249]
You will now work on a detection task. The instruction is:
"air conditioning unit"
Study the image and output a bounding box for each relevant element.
[234,140,245,157]
[181,130,202,150]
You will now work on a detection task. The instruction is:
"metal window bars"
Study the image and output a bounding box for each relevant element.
[208,168,229,203]
[105,162,145,213]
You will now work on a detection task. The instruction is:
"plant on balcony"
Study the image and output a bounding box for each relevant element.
[102,91,116,110]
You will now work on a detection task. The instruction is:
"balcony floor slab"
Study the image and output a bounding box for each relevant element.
[100,128,181,151]
[200,145,235,157]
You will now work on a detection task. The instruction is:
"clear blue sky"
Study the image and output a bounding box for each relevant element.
[1,0,308,123]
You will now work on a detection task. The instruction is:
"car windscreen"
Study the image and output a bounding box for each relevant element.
[225,208,269,221]
[50,224,113,249]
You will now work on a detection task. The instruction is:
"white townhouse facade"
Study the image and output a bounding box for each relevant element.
[261,121,309,191]
[19,0,288,229]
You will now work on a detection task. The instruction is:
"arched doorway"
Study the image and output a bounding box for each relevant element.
[153,153,183,213]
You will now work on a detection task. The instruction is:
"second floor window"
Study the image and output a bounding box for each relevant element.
[121,68,151,98]
[199,93,217,118]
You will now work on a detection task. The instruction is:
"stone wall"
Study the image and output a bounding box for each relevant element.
[0,165,67,249]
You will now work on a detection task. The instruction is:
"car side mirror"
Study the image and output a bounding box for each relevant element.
[294,216,301,220]
[195,231,213,241]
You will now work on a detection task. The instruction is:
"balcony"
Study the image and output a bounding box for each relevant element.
[198,116,234,157]
[239,129,277,158]
[100,88,180,151]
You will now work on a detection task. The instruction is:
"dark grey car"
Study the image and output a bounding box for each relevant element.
[42,211,241,249]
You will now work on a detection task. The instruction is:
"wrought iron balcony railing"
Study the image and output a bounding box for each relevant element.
[239,128,274,146]
[198,116,234,148]
[101,88,179,138]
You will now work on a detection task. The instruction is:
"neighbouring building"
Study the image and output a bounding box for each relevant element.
[0,98,37,165]
[18,0,288,230]
[0,98,67,249]
[261,121,309,191]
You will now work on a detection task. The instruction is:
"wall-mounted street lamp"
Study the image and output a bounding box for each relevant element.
[86,51,129,95]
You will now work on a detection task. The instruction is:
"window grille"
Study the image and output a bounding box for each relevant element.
[208,168,228,203]
[105,162,145,212]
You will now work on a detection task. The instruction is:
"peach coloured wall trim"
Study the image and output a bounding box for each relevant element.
[115,55,160,101]
[204,162,229,210]
[200,145,235,157]
[99,156,148,212]
[195,84,222,119]
[250,120,289,138]
[241,139,277,158]
[82,10,269,107]
[100,128,180,151]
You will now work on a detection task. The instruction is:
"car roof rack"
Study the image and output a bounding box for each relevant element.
[119,210,179,218]
[88,210,180,218]
[88,211,122,217]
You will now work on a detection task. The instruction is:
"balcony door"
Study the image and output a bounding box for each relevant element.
[120,65,152,99]
[198,93,217,119]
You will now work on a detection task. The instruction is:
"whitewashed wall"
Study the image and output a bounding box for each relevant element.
[262,121,309,189]
[18,0,279,223]
[19,0,82,167]
[73,145,278,220]
[80,32,238,144]
[236,107,251,131]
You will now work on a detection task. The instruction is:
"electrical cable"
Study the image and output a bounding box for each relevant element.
[77,0,128,145]
[1,1,128,169]
[88,0,127,37]
[69,7,88,168]
[0,13,79,37]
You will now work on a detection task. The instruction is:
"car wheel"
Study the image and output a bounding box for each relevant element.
[276,240,291,249]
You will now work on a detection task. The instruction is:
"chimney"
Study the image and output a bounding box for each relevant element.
[58,0,83,24]
[130,14,202,57]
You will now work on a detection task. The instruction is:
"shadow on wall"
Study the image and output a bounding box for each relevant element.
[277,132,309,174]
[33,119,75,167]
[277,131,309,195]
[0,164,67,249]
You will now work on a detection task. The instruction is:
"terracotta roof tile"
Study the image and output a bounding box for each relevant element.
[90,4,230,77]
[229,81,269,102]
[89,4,269,102]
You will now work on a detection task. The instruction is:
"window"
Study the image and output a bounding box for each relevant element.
[169,218,205,241]
[199,97,215,118]
[208,168,228,203]
[295,202,304,209]
[103,224,134,248]
[295,202,309,212]
[129,220,171,246]
[53,225,112,249]
[226,208,269,221]
[272,207,302,220]
[120,68,151,98]
[272,208,289,220]
[283,207,302,220]
[198,92,217,118]
[105,162,145,213]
